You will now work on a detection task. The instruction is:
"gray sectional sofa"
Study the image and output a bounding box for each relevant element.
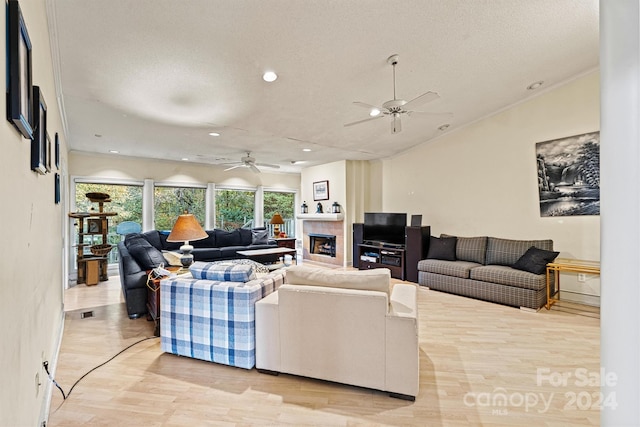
[417,235,558,310]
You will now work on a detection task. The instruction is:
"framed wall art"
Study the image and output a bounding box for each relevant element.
[7,0,34,139]
[54,173,61,204]
[536,131,600,217]
[313,180,329,201]
[46,133,52,173]
[31,86,47,174]
[55,132,60,169]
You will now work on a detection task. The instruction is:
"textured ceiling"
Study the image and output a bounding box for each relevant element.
[49,0,599,174]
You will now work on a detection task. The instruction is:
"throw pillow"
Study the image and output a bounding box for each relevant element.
[426,236,457,261]
[512,246,560,275]
[162,251,183,267]
[238,228,253,245]
[158,230,182,251]
[486,237,554,266]
[190,261,256,282]
[127,238,168,270]
[224,258,270,273]
[251,229,269,245]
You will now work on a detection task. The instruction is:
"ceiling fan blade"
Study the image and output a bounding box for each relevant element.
[353,101,384,110]
[249,163,260,173]
[344,115,385,127]
[224,164,243,171]
[255,162,281,169]
[391,114,402,134]
[403,91,440,111]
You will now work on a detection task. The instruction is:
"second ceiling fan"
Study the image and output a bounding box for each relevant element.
[223,152,280,174]
[345,54,451,134]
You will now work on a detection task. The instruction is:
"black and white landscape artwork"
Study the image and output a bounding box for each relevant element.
[536,131,600,217]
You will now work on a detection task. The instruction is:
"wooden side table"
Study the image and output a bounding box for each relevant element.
[545,258,600,310]
[274,237,296,249]
[147,266,182,336]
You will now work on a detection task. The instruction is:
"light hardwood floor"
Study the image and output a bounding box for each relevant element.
[48,267,600,426]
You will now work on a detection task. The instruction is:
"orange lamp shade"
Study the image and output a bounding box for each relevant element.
[166,213,208,243]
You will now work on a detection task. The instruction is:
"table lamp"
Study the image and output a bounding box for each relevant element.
[166,212,208,270]
[270,212,285,238]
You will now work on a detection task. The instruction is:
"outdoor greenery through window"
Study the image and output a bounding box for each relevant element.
[215,189,255,230]
[154,186,206,231]
[74,183,143,263]
[72,182,296,270]
[264,191,295,237]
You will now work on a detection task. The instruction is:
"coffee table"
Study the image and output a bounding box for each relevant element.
[237,247,297,266]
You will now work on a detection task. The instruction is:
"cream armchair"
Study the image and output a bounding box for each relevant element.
[255,266,419,400]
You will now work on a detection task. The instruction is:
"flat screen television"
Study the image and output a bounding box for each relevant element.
[363,212,407,246]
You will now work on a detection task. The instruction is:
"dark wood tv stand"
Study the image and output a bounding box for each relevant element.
[357,243,406,280]
[353,225,430,282]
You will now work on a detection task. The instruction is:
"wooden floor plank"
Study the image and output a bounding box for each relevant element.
[49,268,600,426]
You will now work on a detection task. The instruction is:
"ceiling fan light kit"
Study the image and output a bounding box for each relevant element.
[345,54,451,134]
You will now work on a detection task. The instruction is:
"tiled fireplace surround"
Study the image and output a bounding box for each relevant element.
[302,220,344,266]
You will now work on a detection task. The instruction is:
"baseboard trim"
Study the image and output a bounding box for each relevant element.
[559,290,600,307]
[40,307,65,427]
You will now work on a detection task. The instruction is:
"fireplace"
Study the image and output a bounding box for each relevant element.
[302,219,343,266]
[309,233,336,257]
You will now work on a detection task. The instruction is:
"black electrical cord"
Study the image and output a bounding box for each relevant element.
[45,336,158,403]
[43,361,66,400]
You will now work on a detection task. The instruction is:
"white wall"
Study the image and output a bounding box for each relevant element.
[0,0,68,425]
[382,71,601,302]
[299,160,346,214]
[300,160,348,264]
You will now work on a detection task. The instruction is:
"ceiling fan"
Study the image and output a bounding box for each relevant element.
[345,54,451,134]
[223,151,280,173]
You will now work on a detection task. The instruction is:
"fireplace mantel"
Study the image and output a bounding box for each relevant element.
[297,213,344,221]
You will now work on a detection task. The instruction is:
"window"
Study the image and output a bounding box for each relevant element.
[215,189,255,230]
[75,182,143,264]
[154,186,206,231]
[264,191,295,237]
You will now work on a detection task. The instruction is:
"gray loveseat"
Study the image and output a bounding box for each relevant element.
[417,235,558,310]
[117,228,277,318]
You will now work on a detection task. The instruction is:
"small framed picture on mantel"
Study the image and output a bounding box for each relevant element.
[313,180,329,201]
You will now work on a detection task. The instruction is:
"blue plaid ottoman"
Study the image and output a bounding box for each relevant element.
[160,268,285,369]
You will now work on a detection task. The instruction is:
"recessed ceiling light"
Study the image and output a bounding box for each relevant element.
[208,132,220,137]
[369,108,381,117]
[527,81,544,90]
[263,71,278,82]
[302,148,311,152]
[438,124,450,131]
[109,150,119,154]
[181,157,189,161]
